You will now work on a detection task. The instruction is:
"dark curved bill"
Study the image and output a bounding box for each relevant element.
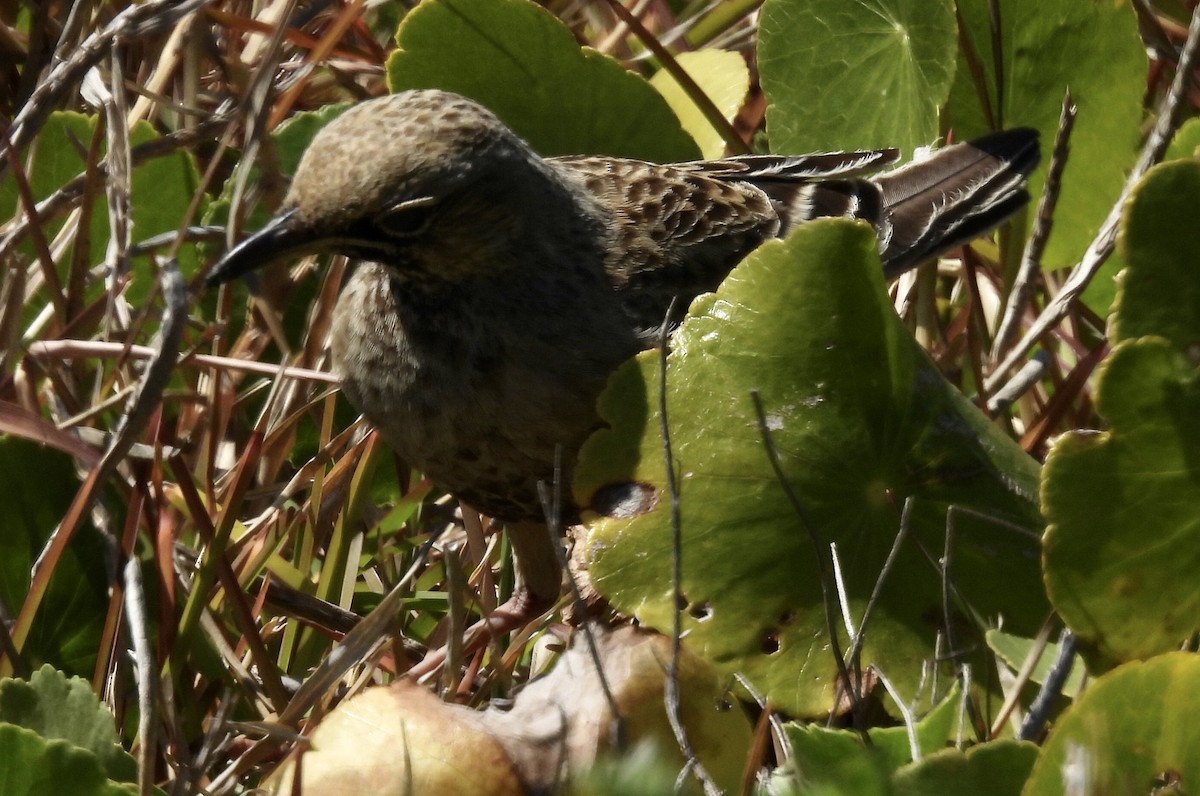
[206,210,314,286]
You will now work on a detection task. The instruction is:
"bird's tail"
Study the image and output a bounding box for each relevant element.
[750,129,1041,277]
[873,129,1040,277]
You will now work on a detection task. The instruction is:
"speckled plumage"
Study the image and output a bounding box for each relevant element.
[209,89,1038,524]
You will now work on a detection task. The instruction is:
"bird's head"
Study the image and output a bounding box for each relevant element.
[207,90,558,287]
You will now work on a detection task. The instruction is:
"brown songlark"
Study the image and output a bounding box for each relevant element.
[209,89,1039,530]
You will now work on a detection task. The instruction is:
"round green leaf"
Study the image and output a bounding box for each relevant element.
[385,0,698,161]
[1042,339,1200,663]
[577,219,1046,717]
[946,0,1145,297]
[1024,652,1200,795]
[758,0,957,155]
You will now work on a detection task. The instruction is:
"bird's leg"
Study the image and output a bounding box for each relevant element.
[506,520,564,606]
[405,520,563,681]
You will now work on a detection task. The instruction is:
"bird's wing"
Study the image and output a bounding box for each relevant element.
[676,149,901,180]
[552,132,1038,326]
[551,155,784,330]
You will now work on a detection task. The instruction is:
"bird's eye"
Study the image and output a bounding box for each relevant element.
[376,197,436,238]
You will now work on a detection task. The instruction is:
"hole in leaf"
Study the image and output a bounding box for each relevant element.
[589,481,658,518]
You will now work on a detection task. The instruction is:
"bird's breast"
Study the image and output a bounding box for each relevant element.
[328,262,636,522]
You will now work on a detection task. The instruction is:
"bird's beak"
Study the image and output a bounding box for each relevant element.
[206,210,320,287]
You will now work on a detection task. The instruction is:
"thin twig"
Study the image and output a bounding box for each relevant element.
[123,553,157,796]
[1018,630,1078,741]
[600,0,748,155]
[986,349,1050,416]
[3,0,208,164]
[656,299,719,796]
[748,390,859,723]
[7,260,185,685]
[991,91,1076,364]
[537,461,626,752]
[846,498,914,669]
[941,508,960,665]
[27,339,341,384]
[225,0,300,252]
[987,2,1200,390]
[989,612,1056,739]
[0,113,237,261]
[275,527,446,726]
[871,665,921,762]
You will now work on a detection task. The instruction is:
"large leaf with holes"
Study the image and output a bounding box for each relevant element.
[576,219,1046,717]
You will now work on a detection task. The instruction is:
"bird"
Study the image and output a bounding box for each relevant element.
[208,89,1038,601]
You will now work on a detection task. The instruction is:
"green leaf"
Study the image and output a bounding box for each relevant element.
[946,0,1145,300]
[1024,652,1200,795]
[0,440,108,678]
[385,0,698,161]
[0,666,136,784]
[650,50,749,159]
[777,727,891,795]
[0,724,133,796]
[891,741,1037,796]
[784,684,963,781]
[985,629,1085,699]
[577,219,1046,717]
[0,112,203,311]
[758,0,957,155]
[1164,117,1200,162]
[1042,340,1200,663]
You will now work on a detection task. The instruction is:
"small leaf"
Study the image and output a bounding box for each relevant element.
[650,50,749,159]
[985,629,1085,698]
[0,725,132,796]
[1164,117,1200,162]
[0,666,137,785]
[1111,160,1200,349]
[784,684,963,780]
